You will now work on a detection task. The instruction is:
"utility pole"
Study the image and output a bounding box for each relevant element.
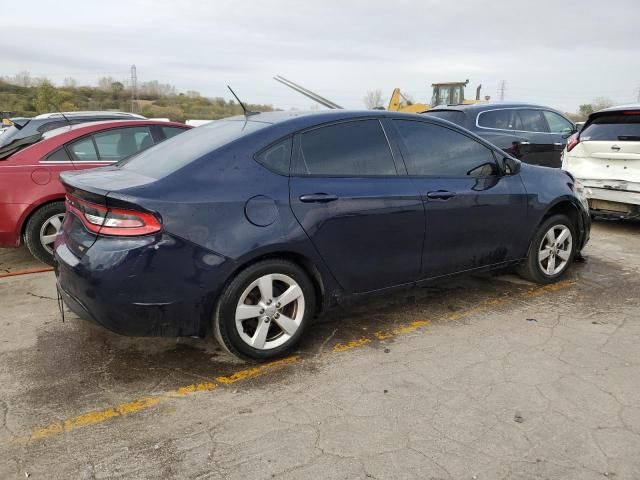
[130,65,138,113]
[498,80,507,101]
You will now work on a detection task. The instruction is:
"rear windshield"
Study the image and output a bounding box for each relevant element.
[119,119,269,178]
[421,110,466,125]
[581,113,640,141]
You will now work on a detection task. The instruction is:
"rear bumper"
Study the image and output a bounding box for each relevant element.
[54,232,231,337]
[0,203,27,247]
[580,179,640,218]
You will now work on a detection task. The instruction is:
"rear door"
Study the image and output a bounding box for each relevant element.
[289,119,425,294]
[390,119,528,279]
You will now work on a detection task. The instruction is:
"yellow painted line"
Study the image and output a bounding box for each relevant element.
[14,279,575,444]
[215,356,299,384]
[17,358,297,444]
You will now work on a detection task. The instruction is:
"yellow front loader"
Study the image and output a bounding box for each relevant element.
[388,80,487,113]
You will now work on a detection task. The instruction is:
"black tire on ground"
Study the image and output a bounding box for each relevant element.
[214,259,316,361]
[518,213,577,284]
[23,201,65,266]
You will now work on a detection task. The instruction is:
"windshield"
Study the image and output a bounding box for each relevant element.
[581,113,640,141]
[119,119,269,178]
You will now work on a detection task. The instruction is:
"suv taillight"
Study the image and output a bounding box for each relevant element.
[66,195,161,236]
[566,133,580,152]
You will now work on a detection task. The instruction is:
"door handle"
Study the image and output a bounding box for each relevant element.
[299,193,339,203]
[426,190,456,200]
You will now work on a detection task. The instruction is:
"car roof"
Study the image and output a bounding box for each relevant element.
[219,109,444,131]
[42,119,189,139]
[34,111,145,119]
[428,102,558,113]
[592,104,640,114]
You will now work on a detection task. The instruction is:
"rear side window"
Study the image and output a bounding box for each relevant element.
[43,147,71,162]
[256,138,291,175]
[581,113,640,141]
[516,109,548,133]
[393,120,498,177]
[295,120,396,176]
[93,127,153,161]
[161,126,187,140]
[423,110,466,126]
[68,137,98,161]
[477,109,518,130]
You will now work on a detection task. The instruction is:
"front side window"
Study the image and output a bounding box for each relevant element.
[68,137,98,161]
[543,111,574,134]
[393,120,498,177]
[93,127,153,161]
[296,120,396,176]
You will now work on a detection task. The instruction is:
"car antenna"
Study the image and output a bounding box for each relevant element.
[227,86,259,117]
[51,104,73,127]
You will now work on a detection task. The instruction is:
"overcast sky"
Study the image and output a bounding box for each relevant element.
[2,0,639,113]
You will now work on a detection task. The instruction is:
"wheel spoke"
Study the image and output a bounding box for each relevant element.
[276,285,302,308]
[257,275,273,302]
[41,234,57,245]
[235,304,263,321]
[539,247,552,261]
[274,313,298,336]
[556,228,570,245]
[557,248,570,261]
[545,229,556,246]
[250,319,270,349]
[50,216,63,231]
[546,256,556,275]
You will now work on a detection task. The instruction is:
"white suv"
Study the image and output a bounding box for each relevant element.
[562,104,640,219]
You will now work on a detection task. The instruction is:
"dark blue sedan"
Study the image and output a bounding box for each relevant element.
[55,110,590,360]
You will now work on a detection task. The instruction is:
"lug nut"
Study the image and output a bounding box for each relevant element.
[275,313,280,319]
[259,308,265,314]
[264,317,270,323]
[276,303,281,308]
[267,299,272,305]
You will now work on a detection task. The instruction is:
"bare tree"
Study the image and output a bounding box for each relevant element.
[63,77,77,88]
[364,90,384,109]
[11,71,32,87]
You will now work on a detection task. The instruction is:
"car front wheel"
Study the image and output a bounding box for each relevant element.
[518,214,577,284]
[214,259,316,361]
[23,201,65,266]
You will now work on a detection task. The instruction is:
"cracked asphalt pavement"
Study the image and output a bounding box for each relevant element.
[1,220,639,479]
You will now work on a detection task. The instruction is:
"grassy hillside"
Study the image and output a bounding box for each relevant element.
[0,79,274,122]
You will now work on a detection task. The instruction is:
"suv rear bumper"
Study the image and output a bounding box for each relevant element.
[581,179,640,218]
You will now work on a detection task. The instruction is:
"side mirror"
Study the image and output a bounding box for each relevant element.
[561,126,575,139]
[502,157,521,175]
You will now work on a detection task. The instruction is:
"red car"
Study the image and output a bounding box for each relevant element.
[0,120,191,264]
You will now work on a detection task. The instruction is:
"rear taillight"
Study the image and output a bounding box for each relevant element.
[566,133,580,152]
[66,195,161,236]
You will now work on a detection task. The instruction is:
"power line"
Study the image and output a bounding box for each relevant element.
[130,65,138,113]
[498,80,507,101]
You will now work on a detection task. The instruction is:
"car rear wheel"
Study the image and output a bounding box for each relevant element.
[518,214,576,284]
[23,201,65,266]
[214,259,316,361]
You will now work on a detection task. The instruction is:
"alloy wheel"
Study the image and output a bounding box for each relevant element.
[538,224,572,276]
[235,273,305,350]
[39,213,65,255]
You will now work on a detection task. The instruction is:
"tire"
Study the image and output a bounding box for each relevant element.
[23,201,66,266]
[518,214,577,284]
[214,259,316,361]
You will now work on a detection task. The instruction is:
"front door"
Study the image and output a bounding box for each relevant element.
[289,119,425,294]
[389,119,529,278]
